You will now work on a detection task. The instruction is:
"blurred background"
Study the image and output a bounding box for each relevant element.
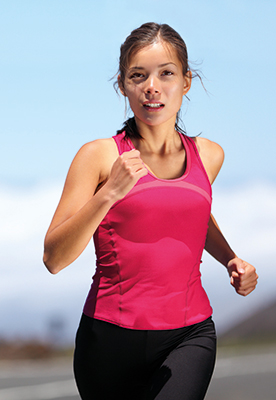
[1,0,276,399]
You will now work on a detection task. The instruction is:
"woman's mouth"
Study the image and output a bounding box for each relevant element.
[143,103,164,111]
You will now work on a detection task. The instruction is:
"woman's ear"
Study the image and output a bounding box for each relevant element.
[118,75,126,96]
[183,70,192,96]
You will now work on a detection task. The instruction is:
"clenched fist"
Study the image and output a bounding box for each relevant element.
[106,149,148,201]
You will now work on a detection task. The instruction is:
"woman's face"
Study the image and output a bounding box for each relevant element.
[120,41,191,129]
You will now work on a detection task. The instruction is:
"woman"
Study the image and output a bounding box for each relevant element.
[43,23,258,400]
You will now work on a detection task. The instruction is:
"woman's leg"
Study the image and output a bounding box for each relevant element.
[74,315,216,400]
[146,318,217,400]
[73,314,148,400]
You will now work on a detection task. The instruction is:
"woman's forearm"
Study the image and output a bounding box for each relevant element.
[204,214,236,267]
[43,147,148,274]
[43,186,116,274]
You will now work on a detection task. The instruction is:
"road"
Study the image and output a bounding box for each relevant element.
[0,358,80,400]
[205,347,276,400]
[0,347,276,400]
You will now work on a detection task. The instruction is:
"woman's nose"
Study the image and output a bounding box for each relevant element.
[145,75,160,94]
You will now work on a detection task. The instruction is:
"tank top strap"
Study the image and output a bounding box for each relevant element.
[112,132,131,155]
[180,134,200,164]
[181,134,211,187]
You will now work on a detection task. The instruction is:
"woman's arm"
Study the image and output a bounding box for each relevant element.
[195,137,258,296]
[43,139,147,274]
[204,214,236,267]
[205,214,258,296]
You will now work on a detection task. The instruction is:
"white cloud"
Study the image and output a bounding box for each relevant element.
[0,180,275,340]
[0,182,95,342]
[202,181,276,332]
[211,182,276,260]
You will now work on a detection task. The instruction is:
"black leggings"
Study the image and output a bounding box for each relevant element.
[74,314,217,400]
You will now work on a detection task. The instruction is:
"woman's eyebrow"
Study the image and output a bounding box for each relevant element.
[128,66,144,71]
[158,62,177,68]
[128,62,176,71]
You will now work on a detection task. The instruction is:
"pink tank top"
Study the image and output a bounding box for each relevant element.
[83,132,213,330]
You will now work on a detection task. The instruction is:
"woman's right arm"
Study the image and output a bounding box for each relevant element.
[43,139,147,274]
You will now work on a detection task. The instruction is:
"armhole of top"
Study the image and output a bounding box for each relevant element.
[112,134,122,155]
[188,137,212,190]
[112,132,131,155]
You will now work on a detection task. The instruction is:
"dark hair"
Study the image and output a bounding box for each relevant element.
[115,22,198,138]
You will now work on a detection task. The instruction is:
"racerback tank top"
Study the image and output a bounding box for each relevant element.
[83,131,213,330]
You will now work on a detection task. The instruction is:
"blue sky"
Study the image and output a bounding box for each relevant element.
[1,1,276,342]
[1,0,276,186]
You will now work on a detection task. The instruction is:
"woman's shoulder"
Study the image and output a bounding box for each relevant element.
[73,137,118,167]
[191,136,224,157]
[69,137,119,183]
[77,137,118,158]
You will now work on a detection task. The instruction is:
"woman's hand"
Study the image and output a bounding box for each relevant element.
[227,258,258,296]
[106,149,148,201]
[205,215,258,296]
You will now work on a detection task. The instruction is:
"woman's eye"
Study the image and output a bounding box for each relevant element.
[129,72,144,79]
[162,70,173,76]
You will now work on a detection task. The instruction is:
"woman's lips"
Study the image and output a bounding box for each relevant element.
[143,103,164,111]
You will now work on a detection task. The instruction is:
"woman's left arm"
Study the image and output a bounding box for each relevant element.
[205,214,258,296]
[194,137,258,296]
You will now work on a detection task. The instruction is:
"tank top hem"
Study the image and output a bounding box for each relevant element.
[82,310,213,331]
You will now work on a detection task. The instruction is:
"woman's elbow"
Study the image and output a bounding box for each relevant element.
[43,250,62,274]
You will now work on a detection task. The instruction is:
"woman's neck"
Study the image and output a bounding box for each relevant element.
[134,117,182,155]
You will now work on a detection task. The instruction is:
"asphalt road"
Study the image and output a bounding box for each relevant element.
[0,346,276,400]
[205,347,276,400]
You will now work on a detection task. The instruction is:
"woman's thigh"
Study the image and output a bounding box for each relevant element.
[73,315,148,400]
[74,315,216,400]
[146,318,217,400]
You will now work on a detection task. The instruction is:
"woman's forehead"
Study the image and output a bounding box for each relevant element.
[128,41,180,68]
